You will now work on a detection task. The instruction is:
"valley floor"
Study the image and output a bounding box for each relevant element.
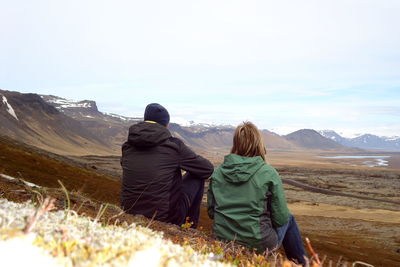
[268,164,400,266]
[198,153,400,267]
[71,150,400,266]
[1,136,399,266]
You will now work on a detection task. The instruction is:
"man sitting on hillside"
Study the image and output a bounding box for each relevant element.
[120,103,214,228]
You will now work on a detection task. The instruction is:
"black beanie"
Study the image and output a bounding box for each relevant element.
[144,103,170,126]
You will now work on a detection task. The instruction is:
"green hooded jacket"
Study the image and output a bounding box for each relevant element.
[207,154,289,251]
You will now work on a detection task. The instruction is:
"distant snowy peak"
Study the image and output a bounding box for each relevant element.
[319,130,365,140]
[318,130,400,151]
[103,112,142,122]
[47,97,93,109]
[1,94,19,121]
[319,130,369,141]
[318,130,344,142]
[353,134,378,142]
[382,136,400,142]
[40,95,98,113]
[285,129,345,150]
[171,118,234,130]
[41,94,142,124]
[340,133,364,139]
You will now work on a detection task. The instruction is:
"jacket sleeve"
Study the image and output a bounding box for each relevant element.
[179,141,214,179]
[270,170,290,227]
[207,179,215,219]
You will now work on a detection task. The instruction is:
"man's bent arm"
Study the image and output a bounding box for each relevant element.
[179,141,214,179]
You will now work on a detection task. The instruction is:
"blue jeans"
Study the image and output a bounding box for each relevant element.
[173,173,205,228]
[276,214,307,265]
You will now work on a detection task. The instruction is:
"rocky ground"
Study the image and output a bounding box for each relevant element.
[2,135,399,266]
[0,175,309,267]
[213,166,400,266]
[0,199,229,267]
[75,154,400,266]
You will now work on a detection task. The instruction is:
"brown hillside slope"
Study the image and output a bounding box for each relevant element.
[285,129,347,150]
[0,135,120,204]
[0,134,314,266]
[2,134,400,266]
[169,123,300,151]
[41,94,141,151]
[0,90,115,156]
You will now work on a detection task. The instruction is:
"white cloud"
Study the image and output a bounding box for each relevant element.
[1,1,399,136]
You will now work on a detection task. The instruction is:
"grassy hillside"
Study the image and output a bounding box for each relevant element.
[2,134,396,266]
[0,90,115,156]
[0,135,305,266]
[0,135,121,205]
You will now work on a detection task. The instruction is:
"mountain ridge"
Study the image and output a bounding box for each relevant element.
[285,129,347,150]
[40,94,301,152]
[2,89,398,154]
[0,89,115,155]
[319,130,400,151]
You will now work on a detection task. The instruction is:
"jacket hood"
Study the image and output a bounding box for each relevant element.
[127,122,171,148]
[219,154,265,183]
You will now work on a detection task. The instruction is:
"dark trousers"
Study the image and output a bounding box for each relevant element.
[276,214,307,265]
[173,173,205,228]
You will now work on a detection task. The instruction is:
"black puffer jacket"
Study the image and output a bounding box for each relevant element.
[121,122,214,223]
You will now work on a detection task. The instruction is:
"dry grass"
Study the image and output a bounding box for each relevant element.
[1,177,304,267]
[0,135,121,205]
[0,135,386,266]
[0,135,311,266]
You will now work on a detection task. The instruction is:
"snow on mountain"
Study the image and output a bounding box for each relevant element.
[171,117,194,127]
[41,95,142,124]
[338,132,364,139]
[40,95,98,113]
[382,136,400,141]
[44,95,400,152]
[103,112,141,122]
[38,93,400,152]
[285,129,345,150]
[171,118,234,130]
[319,130,400,151]
[318,130,345,142]
[0,90,113,155]
[1,95,19,120]
[45,96,94,109]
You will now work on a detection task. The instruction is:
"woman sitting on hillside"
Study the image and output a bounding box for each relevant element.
[207,121,306,265]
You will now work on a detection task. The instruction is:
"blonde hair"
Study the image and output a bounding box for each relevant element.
[231,121,267,161]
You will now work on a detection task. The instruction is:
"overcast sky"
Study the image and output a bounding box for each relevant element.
[1,0,399,137]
